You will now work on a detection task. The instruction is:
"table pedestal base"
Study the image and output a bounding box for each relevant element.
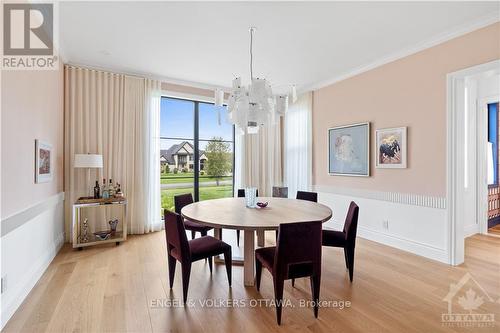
[213,228,260,286]
[243,230,255,286]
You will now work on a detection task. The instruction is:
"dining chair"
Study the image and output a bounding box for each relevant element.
[232,188,259,246]
[255,221,322,325]
[174,193,213,239]
[289,190,318,287]
[164,210,232,303]
[322,201,359,282]
[237,188,259,197]
[296,191,318,202]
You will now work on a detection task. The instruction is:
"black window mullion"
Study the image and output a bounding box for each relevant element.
[194,102,200,201]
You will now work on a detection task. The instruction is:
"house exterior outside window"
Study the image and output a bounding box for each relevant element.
[160,141,208,171]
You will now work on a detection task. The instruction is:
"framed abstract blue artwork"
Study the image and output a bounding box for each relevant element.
[328,122,370,177]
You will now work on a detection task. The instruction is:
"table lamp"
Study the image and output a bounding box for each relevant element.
[74,153,103,197]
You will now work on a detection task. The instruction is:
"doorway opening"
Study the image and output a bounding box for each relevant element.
[447,59,500,265]
[487,102,500,236]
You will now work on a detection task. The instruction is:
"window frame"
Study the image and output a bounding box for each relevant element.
[160,95,235,202]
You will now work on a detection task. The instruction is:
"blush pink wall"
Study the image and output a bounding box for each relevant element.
[312,22,500,197]
[1,64,64,219]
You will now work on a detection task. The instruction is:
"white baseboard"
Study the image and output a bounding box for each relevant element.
[1,193,65,329]
[315,187,449,264]
[327,220,448,264]
[1,232,64,328]
[464,223,479,238]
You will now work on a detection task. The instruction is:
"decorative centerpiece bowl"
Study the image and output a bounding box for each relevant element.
[94,231,111,241]
[256,202,269,208]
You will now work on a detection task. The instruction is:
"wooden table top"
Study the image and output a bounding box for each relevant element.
[181,197,333,231]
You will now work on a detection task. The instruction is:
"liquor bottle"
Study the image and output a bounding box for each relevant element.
[115,183,123,197]
[93,181,100,199]
[102,178,109,199]
[109,179,115,197]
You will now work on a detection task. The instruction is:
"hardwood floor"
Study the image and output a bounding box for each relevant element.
[488,224,500,236]
[3,232,500,333]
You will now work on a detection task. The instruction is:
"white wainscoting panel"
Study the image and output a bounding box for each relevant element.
[1,193,65,329]
[314,186,449,264]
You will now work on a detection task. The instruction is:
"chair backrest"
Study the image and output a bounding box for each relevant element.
[174,193,194,215]
[275,221,322,279]
[237,188,259,197]
[296,191,318,202]
[343,201,359,244]
[164,210,190,262]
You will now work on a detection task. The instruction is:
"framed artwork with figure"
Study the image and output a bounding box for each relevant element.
[35,139,53,183]
[375,127,407,169]
[328,122,370,177]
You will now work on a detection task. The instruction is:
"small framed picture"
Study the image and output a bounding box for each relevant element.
[328,122,370,177]
[35,140,53,183]
[375,127,407,169]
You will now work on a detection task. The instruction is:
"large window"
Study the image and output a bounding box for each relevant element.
[160,97,234,210]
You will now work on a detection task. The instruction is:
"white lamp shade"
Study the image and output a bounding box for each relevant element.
[74,154,103,168]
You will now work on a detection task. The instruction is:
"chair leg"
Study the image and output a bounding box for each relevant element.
[255,258,262,291]
[208,256,213,274]
[201,230,209,262]
[190,230,196,240]
[236,230,240,247]
[167,254,176,289]
[310,274,321,318]
[181,262,192,304]
[273,277,285,325]
[346,247,355,282]
[343,248,349,270]
[223,249,232,286]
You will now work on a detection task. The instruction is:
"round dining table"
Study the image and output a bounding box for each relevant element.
[181,197,333,286]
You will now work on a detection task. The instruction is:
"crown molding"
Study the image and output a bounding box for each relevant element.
[63,62,231,92]
[302,13,500,93]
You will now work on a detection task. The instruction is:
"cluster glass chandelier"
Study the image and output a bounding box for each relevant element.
[215,27,296,134]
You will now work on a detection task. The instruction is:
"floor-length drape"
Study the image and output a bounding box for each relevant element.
[284,92,312,198]
[123,76,162,233]
[234,117,283,197]
[64,65,162,240]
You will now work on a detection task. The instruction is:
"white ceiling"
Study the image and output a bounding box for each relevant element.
[60,2,500,93]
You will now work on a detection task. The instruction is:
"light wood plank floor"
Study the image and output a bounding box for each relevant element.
[3,232,500,333]
[489,224,500,236]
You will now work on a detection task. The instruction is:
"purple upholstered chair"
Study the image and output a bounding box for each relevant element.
[296,191,318,202]
[164,210,232,303]
[322,201,359,282]
[174,193,213,239]
[255,221,322,325]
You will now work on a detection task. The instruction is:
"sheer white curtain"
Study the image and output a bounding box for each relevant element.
[284,92,313,198]
[123,77,162,233]
[64,66,162,239]
[233,118,282,197]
